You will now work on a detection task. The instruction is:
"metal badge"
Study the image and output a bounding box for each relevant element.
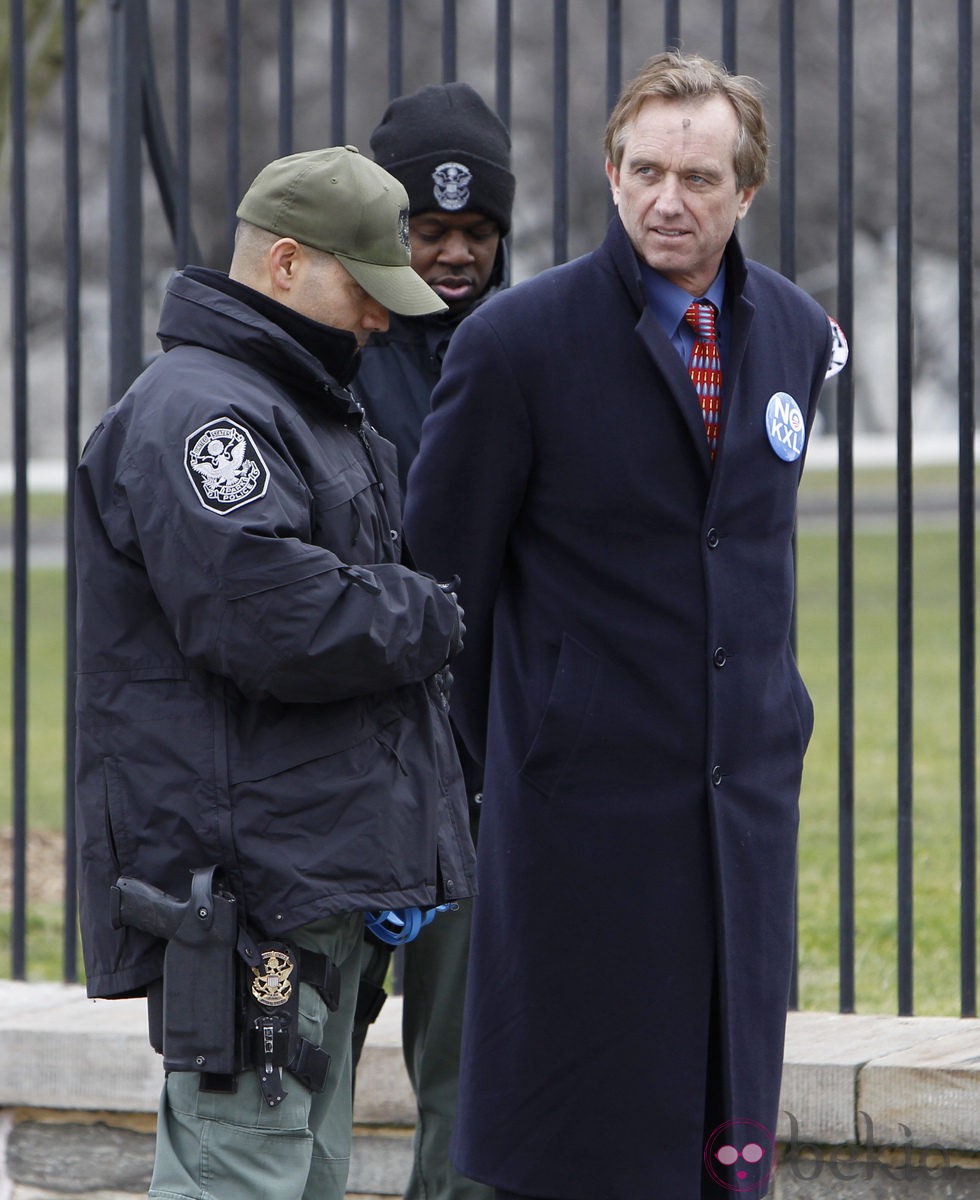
[250,947,294,1008]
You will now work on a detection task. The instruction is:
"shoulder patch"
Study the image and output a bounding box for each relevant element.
[184,418,270,514]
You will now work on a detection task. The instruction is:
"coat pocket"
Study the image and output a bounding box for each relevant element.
[102,756,138,873]
[518,634,600,799]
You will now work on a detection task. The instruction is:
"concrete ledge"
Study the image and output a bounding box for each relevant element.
[0,979,411,1123]
[2,984,980,1196]
[778,1011,980,1149]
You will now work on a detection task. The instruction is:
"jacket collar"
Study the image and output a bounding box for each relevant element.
[602,214,749,314]
[157,268,364,420]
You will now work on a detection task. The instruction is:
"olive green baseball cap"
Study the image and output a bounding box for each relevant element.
[236,145,447,316]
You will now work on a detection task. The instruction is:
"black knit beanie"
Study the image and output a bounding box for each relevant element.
[370,82,515,236]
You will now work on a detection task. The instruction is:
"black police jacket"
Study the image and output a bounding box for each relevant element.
[74,268,476,999]
[355,245,506,496]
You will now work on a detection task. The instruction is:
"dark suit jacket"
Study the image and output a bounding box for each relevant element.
[405,217,833,1200]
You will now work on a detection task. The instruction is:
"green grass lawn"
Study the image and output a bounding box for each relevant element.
[0,478,976,1011]
[796,518,974,1014]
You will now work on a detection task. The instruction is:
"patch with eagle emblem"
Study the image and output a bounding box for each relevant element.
[184,418,269,514]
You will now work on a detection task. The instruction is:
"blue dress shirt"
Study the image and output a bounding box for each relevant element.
[639,260,728,369]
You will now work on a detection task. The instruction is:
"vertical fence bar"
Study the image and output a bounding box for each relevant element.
[836,0,856,1014]
[957,0,977,1019]
[388,0,403,102]
[606,0,621,114]
[664,0,681,50]
[895,0,914,1017]
[605,0,621,224]
[722,0,738,71]
[779,0,796,283]
[495,0,512,292]
[9,0,29,981]
[108,0,147,402]
[779,0,799,1010]
[331,0,347,143]
[62,0,82,984]
[552,0,569,266]
[143,8,202,268]
[442,0,458,82]
[496,0,512,130]
[225,0,242,252]
[174,0,192,266]
[279,0,295,156]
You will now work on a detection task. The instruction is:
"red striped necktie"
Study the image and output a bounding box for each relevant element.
[685,300,722,461]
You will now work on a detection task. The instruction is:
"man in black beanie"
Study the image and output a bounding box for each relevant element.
[355,81,514,494]
[353,82,514,1200]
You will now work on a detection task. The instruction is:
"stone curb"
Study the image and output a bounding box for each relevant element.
[2,983,980,1196]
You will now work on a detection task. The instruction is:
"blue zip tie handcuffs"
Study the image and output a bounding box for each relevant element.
[364,904,452,946]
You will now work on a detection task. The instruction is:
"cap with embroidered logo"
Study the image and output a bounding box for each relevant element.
[370,83,514,236]
[236,145,447,316]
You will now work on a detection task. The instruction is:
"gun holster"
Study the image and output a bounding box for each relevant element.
[113,866,340,1106]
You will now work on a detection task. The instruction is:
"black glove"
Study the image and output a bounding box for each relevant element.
[437,576,465,660]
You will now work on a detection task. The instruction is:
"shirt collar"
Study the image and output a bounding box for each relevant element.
[639,259,727,338]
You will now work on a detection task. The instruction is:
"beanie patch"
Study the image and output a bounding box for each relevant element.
[432,162,472,211]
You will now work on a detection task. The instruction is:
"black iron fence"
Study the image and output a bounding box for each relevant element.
[3,0,976,1017]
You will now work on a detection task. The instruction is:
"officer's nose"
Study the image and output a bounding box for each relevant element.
[438,231,474,265]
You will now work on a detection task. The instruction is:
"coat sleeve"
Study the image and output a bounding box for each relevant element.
[88,400,461,706]
[404,310,533,763]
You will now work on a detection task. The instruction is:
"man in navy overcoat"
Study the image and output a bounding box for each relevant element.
[405,51,840,1200]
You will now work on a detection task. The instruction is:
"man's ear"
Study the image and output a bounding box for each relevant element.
[736,186,758,221]
[268,237,301,296]
[605,158,621,204]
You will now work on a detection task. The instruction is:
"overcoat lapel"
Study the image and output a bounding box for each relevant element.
[604,220,714,472]
[634,305,714,475]
[605,218,759,477]
[710,288,756,485]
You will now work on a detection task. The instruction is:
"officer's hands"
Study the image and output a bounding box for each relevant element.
[437,576,465,660]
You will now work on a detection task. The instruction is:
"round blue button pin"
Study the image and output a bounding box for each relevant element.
[765,392,805,462]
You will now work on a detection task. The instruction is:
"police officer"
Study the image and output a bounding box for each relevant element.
[74,146,476,1200]
[352,83,514,1200]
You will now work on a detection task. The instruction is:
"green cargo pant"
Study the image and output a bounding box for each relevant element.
[354,898,493,1200]
[148,912,365,1200]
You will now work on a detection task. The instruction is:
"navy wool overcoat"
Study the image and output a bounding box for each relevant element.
[405,216,834,1200]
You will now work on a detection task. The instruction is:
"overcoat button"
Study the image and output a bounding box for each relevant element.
[713,647,727,667]
[711,765,724,786]
[706,528,720,549]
